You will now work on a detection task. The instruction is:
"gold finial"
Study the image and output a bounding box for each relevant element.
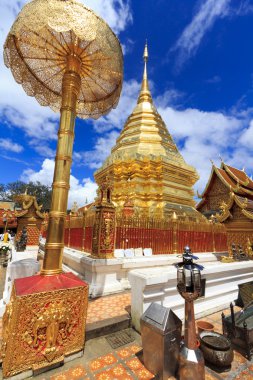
[143,40,148,62]
[138,41,152,104]
[197,190,202,198]
[172,211,178,220]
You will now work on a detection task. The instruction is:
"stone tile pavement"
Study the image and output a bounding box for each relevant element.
[86,293,131,325]
[1,293,253,379]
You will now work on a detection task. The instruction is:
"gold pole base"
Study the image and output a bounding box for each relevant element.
[1,273,88,378]
[40,268,63,275]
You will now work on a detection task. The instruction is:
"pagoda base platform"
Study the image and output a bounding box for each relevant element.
[59,247,224,298]
[128,260,253,332]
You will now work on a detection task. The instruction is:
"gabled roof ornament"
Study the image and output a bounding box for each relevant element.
[196,190,202,198]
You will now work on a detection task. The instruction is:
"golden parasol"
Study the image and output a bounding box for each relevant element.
[4,0,123,274]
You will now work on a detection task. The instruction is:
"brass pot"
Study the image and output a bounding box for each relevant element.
[199,331,233,371]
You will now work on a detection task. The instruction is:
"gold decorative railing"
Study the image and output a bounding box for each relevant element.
[42,214,227,254]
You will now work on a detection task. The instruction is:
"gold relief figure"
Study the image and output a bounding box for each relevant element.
[103,215,113,248]
[246,237,253,258]
[28,301,72,361]
[219,201,228,215]
[1,301,13,359]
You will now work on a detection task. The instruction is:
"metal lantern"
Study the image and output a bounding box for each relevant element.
[177,246,202,296]
[176,246,205,380]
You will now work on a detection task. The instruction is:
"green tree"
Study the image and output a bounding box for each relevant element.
[0,184,6,200]
[5,181,27,200]
[26,181,52,211]
[2,181,52,212]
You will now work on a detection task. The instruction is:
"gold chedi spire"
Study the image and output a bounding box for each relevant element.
[110,42,184,159]
[95,43,201,220]
[138,41,152,104]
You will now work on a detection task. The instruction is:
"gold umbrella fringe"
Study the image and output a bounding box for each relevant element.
[3,0,123,119]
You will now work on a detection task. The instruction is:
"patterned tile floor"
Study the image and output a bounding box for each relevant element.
[49,344,153,380]
[86,293,131,325]
[1,293,253,379]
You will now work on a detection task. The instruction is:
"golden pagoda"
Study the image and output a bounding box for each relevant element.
[95,44,201,220]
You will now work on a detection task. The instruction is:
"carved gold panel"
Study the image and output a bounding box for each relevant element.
[1,273,88,378]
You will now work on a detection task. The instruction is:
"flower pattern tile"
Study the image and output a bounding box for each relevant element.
[89,359,104,372]
[100,353,118,366]
[135,367,154,379]
[86,293,131,324]
[68,365,87,379]
[116,347,133,359]
[125,358,144,371]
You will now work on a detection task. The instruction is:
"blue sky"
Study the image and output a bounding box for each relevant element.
[1,0,253,207]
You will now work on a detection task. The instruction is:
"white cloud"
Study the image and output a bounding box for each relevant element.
[159,107,242,144]
[74,130,120,169]
[205,75,221,84]
[0,138,23,153]
[157,102,253,192]
[172,0,231,69]
[20,158,98,208]
[122,38,135,55]
[239,120,253,148]
[74,78,142,169]
[155,89,185,108]
[92,79,140,132]
[82,0,132,34]
[234,0,253,16]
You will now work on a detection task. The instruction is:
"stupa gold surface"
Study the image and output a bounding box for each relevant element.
[95,43,200,220]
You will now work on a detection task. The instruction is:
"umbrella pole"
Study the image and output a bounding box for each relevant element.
[41,55,81,275]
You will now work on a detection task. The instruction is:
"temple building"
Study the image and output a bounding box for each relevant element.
[14,193,45,245]
[94,44,202,221]
[197,161,253,251]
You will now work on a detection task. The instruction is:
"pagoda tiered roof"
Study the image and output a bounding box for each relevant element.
[197,161,253,221]
[94,44,201,219]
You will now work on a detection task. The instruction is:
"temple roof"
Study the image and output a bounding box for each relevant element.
[216,193,253,222]
[197,161,253,216]
[97,43,196,174]
[0,209,17,229]
[199,162,253,198]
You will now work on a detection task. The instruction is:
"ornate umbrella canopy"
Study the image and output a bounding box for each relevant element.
[4,0,123,119]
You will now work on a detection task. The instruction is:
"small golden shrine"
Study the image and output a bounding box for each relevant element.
[95,44,201,220]
[14,192,45,246]
[197,161,253,251]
